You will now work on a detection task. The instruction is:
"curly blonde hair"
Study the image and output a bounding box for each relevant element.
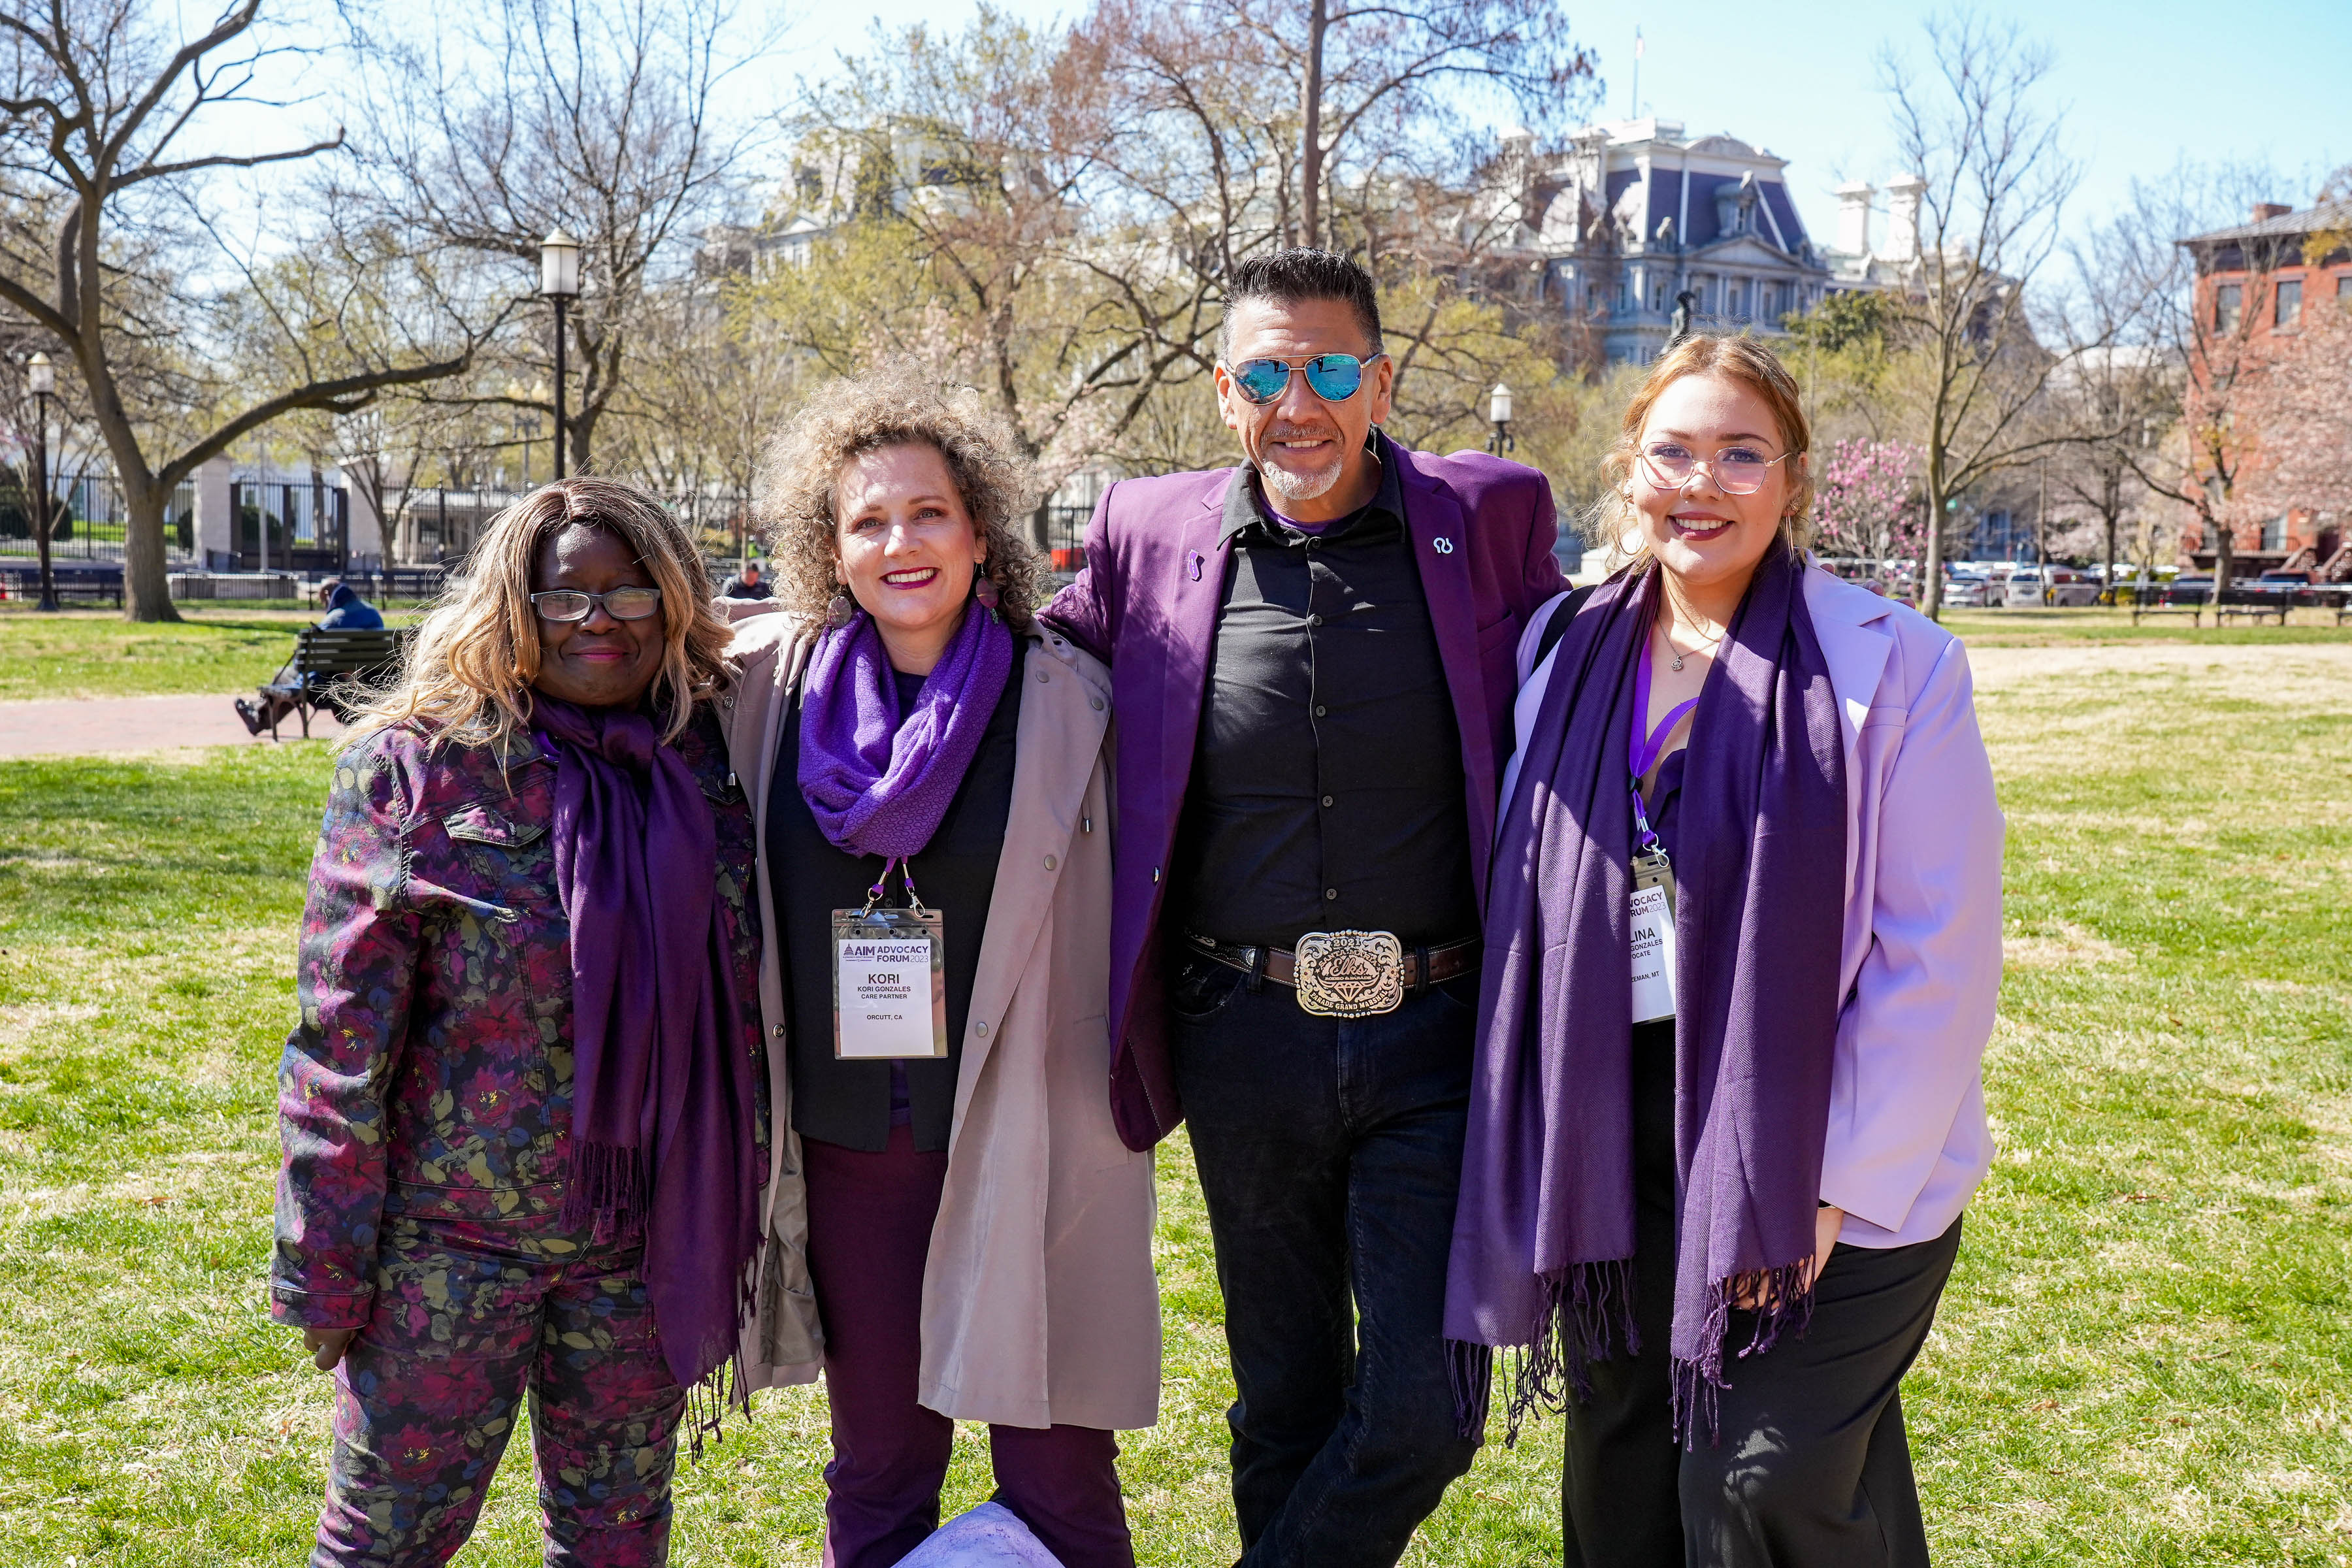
[1584,333,1817,567]
[351,477,733,751]
[755,367,1050,629]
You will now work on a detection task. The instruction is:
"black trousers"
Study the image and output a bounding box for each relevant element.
[1169,953,1484,1567]
[1561,1196,1963,1568]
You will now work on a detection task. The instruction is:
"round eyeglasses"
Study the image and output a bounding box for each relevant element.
[1224,353,1386,405]
[530,586,663,623]
[1636,441,1799,497]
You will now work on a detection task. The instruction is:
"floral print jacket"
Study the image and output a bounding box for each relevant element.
[270,705,768,1331]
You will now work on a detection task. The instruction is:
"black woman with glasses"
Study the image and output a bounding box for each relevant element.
[273,476,772,1566]
[1037,248,1569,1565]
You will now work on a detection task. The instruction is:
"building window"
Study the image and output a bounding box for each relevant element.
[2275,278,2302,326]
[2261,514,2287,551]
[2213,282,2242,332]
[1727,278,1746,318]
[2340,272,2351,302]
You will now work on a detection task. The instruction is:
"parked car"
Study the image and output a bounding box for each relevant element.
[2161,575,2214,606]
[1942,572,1993,608]
[2004,566,2100,608]
[2252,570,2315,596]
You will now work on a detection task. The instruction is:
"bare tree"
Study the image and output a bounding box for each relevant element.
[337,0,773,474]
[1879,12,2089,619]
[0,1,506,619]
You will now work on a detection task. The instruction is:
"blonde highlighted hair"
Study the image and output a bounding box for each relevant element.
[1584,334,1816,567]
[352,477,734,751]
[755,365,1049,629]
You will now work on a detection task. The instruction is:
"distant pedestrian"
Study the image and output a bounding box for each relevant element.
[1445,333,2004,1566]
[272,477,772,1567]
[722,559,773,598]
[233,579,385,736]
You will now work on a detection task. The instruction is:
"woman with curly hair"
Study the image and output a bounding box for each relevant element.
[719,368,1157,1567]
[272,478,775,1566]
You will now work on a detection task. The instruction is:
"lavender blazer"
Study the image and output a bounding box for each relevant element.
[1041,446,1568,1151]
[1505,564,2004,1247]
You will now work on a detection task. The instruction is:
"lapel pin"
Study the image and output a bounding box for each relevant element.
[1188,550,1205,581]
[1432,537,1455,555]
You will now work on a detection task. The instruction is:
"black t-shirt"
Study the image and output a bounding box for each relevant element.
[766,649,1024,1151]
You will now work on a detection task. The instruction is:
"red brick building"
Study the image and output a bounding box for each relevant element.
[2176,199,2352,578]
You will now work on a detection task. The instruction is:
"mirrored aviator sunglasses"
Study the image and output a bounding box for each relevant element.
[530,586,664,623]
[1229,353,1377,405]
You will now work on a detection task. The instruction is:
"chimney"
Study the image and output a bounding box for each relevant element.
[2252,201,2291,223]
[1835,180,1875,255]
[1883,172,1927,260]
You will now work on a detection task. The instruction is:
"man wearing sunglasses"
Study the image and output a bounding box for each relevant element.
[1040,248,1566,1566]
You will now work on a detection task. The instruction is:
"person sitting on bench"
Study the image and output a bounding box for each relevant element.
[235,580,385,734]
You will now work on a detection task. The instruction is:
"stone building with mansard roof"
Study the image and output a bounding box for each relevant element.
[1494,118,1855,365]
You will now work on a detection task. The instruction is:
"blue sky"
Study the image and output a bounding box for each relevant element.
[781,0,2352,244]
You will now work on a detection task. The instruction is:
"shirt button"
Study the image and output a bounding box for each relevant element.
[976,1021,989,1037]
[1314,704,1327,717]
[1036,670,1050,683]
[1324,887,1339,901]
[1322,794,1334,808]
[1090,696,1104,711]
[771,1024,786,1037]
[1307,613,1324,627]
[1043,854,1058,870]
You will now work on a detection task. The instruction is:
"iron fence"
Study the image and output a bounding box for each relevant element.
[0,473,197,562]
[232,480,350,572]
[388,486,751,568]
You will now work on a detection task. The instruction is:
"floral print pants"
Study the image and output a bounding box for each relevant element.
[309,1212,683,1567]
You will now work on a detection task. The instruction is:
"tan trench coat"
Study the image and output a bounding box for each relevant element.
[718,603,1161,1433]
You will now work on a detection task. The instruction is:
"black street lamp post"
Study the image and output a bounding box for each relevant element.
[540,228,581,479]
[27,351,57,612]
[1485,382,1516,457]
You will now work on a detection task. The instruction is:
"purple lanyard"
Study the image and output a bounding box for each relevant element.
[1630,642,1699,855]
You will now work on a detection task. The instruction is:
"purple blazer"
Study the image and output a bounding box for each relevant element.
[1040,445,1567,1151]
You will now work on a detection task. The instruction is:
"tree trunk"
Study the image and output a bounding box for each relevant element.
[1919,455,1947,621]
[1299,0,1327,250]
[122,480,182,623]
[2211,515,2234,610]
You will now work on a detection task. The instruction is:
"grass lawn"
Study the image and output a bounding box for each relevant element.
[0,608,423,703]
[0,633,2346,1564]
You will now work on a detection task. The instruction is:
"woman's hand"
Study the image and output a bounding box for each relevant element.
[1802,1205,1845,1293]
[1733,1206,1846,1309]
[303,1327,358,1372]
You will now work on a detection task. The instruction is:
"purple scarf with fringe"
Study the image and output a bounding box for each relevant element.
[798,601,1013,858]
[534,696,764,1425]
[1442,543,1846,1445]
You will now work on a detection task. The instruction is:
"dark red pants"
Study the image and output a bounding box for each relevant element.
[802,1125,1134,1568]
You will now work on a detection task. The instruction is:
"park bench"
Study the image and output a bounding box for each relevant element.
[258,627,410,740]
[2127,602,2202,626]
[0,566,123,606]
[2214,602,2289,626]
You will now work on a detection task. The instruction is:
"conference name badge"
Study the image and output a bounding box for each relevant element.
[1630,847,1678,1024]
[831,901,948,1062]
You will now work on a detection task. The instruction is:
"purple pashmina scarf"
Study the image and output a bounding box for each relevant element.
[534,696,765,1429]
[1442,543,1848,1445]
[798,600,1014,858]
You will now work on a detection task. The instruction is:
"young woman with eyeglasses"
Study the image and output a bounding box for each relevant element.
[272,478,773,1565]
[1444,335,2004,1566]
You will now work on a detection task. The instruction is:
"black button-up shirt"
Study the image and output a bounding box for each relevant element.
[1173,435,1477,951]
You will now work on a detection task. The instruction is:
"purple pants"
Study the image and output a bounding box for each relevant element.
[804,1126,1134,1568]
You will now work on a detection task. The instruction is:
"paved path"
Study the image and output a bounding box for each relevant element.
[0,693,348,759]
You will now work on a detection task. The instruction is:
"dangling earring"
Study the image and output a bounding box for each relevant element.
[824,588,855,630]
[972,563,1002,619]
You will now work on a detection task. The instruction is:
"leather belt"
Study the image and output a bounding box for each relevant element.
[1184,929,1481,1018]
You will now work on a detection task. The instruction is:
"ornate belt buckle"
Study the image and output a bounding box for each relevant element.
[1292,929,1405,1018]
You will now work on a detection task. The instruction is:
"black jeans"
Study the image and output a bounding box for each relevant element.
[1169,952,1484,1567]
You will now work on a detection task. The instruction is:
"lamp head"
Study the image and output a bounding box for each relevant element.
[27,351,54,396]
[540,227,582,299]
[1488,382,1514,425]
